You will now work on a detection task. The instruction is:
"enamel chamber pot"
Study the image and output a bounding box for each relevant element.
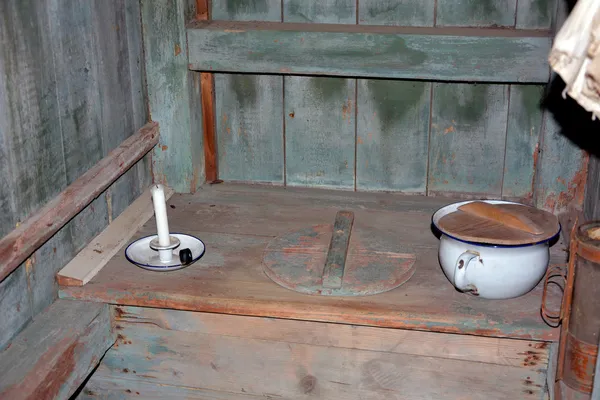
[432,200,561,300]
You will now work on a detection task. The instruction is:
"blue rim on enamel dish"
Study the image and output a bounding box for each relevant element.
[431,201,561,249]
[125,233,206,269]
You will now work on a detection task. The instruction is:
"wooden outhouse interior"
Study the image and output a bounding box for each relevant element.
[1,0,599,399]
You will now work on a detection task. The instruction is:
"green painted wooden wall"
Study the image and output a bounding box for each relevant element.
[0,0,150,350]
[211,0,586,214]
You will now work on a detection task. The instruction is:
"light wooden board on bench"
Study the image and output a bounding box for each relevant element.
[57,185,174,286]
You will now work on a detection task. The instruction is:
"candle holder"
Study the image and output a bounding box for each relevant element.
[125,184,205,272]
[125,233,205,272]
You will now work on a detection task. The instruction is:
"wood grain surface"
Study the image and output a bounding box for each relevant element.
[438,203,560,245]
[59,184,560,341]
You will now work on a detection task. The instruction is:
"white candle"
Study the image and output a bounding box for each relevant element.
[151,184,171,247]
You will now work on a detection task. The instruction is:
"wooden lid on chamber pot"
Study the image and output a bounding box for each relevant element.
[436,201,560,246]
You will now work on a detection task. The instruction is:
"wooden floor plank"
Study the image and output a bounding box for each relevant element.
[59,184,559,341]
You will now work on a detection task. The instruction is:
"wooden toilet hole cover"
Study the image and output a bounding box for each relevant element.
[262,211,417,296]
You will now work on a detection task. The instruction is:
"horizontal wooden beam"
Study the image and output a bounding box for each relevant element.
[0,121,160,283]
[0,300,114,400]
[187,21,553,83]
[57,184,174,287]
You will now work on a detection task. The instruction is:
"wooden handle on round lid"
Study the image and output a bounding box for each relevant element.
[458,201,544,235]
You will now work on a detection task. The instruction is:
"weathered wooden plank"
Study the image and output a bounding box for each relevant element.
[93,0,149,221]
[114,306,551,369]
[187,21,553,83]
[0,0,67,222]
[47,0,102,184]
[124,0,152,201]
[59,185,560,341]
[535,111,587,214]
[28,228,75,316]
[44,0,113,316]
[356,1,432,193]
[436,0,518,27]
[0,0,71,327]
[141,0,204,193]
[546,342,559,400]
[201,73,218,182]
[0,266,31,351]
[584,155,600,221]
[0,122,159,283]
[502,85,544,203]
[428,83,509,196]
[285,76,356,188]
[322,211,354,289]
[283,0,356,189]
[358,0,435,26]
[212,0,283,185]
[516,0,557,30]
[92,318,548,399]
[283,0,356,23]
[215,74,284,183]
[197,0,218,183]
[211,0,281,21]
[57,186,174,287]
[0,300,114,400]
[356,80,430,192]
[79,377,261,399]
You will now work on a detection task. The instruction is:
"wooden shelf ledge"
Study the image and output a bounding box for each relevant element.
[59,183,560,342]
[187,20,553,83]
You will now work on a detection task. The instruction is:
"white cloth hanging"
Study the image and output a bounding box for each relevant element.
[549,0,600,119]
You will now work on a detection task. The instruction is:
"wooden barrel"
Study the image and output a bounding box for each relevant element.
[558,221,600,399]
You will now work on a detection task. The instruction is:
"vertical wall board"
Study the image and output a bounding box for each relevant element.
[0,0,67,225]
[141,0,204,193]
[47,0,112,286]
[212,0,283,184]
[358,0,435,26]
[516,0,557,29]
[29,229,74,316]
[0,5,19,238]
[212,0,282,21]
[283,0,356,24]
[436,1,518,27]
[68,196,110,255]
[502,85,545,203]
[356,80,430,193]
[216,75,284,183]
[92,0,140,220]
[0,0,71,341]
[356,2,433,193]
[428,83,509,196]
[108,0,153,220]
[0,266,32,351]
[284,1,357,189]
[48,0,103,185]
[535,112,586,214]
[285,77,356,189]
[125,0,152,200]
[0,0,152,350]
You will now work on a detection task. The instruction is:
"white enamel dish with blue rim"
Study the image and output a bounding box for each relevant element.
[125,233,205,272]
